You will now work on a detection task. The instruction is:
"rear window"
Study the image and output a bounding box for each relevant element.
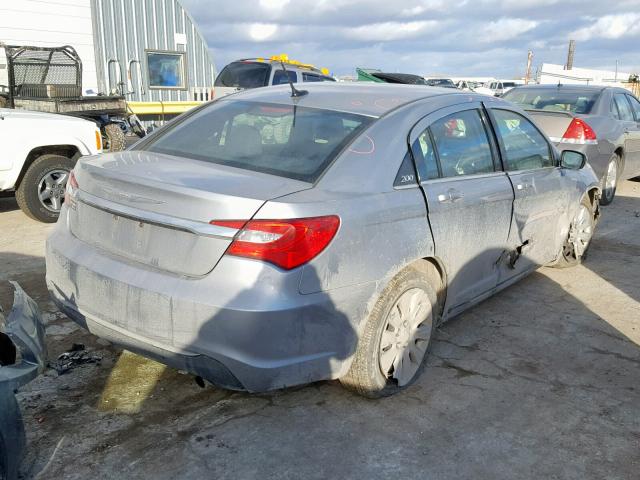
[502,88,599,114]
[215,62,270,89]
[143,101,373,183]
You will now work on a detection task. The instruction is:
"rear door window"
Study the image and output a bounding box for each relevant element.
[429,109,495,177]
[491,109,553,170]
[272,70,297,85]
[214,62,270,88]
[144,101,373,183]
[626,95,640,121]
[613,93,634,121]
[302,73,322,82]
[411,129,439,180]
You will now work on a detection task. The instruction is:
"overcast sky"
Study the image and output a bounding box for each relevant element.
[180,0,640,79]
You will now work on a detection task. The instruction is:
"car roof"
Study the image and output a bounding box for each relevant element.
[218,82,469,117]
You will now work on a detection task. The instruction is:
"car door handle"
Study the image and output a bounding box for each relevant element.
[438,189,465,203]
[516,182,532,191]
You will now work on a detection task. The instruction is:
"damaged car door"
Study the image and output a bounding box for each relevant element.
[409,104,514,315]
[487,107,569,272]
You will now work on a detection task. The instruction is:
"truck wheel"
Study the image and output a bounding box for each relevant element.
[102,123,126,152]
[340,264,439,398]
[15,154,75,223]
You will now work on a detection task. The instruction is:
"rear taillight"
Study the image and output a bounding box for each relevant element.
[211,216,340,270]
[561,118,597,144]
[64,170,79,208]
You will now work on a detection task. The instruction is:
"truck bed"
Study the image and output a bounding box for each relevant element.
[12,96,126,116]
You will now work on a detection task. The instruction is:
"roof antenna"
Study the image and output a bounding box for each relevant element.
[280,61,308,98]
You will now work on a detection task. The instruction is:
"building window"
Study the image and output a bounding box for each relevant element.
[146,50,186,89]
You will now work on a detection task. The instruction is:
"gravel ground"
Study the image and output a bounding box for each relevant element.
[1,180,639,480]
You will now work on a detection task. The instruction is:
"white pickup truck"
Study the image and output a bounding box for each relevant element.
[0,108,102,222]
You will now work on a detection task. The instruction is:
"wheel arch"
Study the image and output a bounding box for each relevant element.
[14,145,80,189]
[414,256,448,321]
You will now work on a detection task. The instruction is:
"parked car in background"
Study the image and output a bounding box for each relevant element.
[0,108,102,222]
[424,78,457,88]
[47,83,599,399]
[1,282,47,480]
[503,84,640,204]
[475,80,523,97]
[456,80,481,91]
[213,54,335,99]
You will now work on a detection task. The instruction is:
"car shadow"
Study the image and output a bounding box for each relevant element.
[0,195,19,214]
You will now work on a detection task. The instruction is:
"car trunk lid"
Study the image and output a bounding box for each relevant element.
[526,109,576,144]
[69,150,310,276]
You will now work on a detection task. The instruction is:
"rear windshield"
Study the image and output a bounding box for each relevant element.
[143,101,373,183]
[502,88,600,114]
[215,62,270,89]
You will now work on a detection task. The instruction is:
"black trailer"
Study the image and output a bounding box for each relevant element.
[0,44,144,151]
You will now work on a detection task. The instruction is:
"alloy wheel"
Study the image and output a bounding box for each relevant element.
[602,159,618,203]
[563,204,594,260]
[38,169,69,212]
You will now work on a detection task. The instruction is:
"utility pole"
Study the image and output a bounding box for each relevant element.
[566,40,576,70]
[525,50,533,84]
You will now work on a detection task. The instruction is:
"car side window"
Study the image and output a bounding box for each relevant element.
[394,151,418,187]
[492,109,553,171]
[429,109,495,177]
[611,98,622,119]
[272,70,297,85]
[302,73,322,82]
[410,129,439,180]
[613,94,634,121]
[626,95,640,121]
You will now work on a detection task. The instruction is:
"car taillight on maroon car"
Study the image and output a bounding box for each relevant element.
[561,118,597,144]
[211,216,340,270]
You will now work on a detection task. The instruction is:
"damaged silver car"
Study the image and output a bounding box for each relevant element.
[46,83,600,398]
[1,282,47,480]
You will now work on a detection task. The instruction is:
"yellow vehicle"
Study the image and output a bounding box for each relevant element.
[213,54,335,99]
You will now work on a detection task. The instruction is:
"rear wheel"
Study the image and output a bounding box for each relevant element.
[553,197,595,268]
[15,154,75,223]
[599,154,619,206]
[102,123,126,152]
[340,264,439,398]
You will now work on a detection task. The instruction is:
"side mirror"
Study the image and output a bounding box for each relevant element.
[560,150,586,170]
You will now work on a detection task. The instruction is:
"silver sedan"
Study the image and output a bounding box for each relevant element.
[46,83,600,397]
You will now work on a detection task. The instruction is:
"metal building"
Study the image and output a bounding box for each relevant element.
[0,0,216,121]
[91,0,216,103]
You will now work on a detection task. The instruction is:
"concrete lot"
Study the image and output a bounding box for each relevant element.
[1,181,639,480]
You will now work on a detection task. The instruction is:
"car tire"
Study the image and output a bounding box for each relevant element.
[103,123,126,152]
[340,263,440,398]
[599,153,620,206]
[552,196,595,268]
[15,154,75,223]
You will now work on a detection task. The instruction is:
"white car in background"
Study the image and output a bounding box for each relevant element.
[0,109,102,222]
[475,80,524,97]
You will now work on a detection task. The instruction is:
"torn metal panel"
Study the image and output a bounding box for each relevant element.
[0,282,47,480]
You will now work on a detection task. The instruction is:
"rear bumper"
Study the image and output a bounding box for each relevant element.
[46,219,371,392]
